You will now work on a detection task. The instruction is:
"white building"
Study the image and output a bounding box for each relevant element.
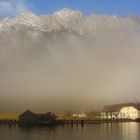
[72,113,87,118]
[101,103,140,120]
[72,110,87,118]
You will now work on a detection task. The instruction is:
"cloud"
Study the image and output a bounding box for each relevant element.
[0,0,28,18]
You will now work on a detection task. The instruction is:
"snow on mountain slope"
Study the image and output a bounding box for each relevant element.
[0,11,47,32]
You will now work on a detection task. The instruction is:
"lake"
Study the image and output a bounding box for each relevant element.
[0,122,140,140]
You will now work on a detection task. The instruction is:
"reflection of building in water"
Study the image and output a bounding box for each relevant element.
[101,103,140,120]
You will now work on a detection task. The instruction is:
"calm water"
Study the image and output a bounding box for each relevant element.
[0,122,140,140]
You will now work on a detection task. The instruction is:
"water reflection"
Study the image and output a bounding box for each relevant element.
[0,122,140,140]
[100,122,140,140]
[121,122,139,140]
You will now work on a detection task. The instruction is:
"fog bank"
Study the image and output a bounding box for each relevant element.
[0,9,140,113]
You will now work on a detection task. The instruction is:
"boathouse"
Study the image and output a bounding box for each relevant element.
[19,110,57,125]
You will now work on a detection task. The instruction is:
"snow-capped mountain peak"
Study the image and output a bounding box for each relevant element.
[54,8,83,17]
[54,8,85,22]
[16,11,38,22]
[15,11,44,28]
[53,8,86,34]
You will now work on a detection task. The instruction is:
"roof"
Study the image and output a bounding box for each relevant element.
[102,103,140,112]
[19,110,35,117]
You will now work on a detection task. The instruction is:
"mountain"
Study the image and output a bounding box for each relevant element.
[0,8,140,35]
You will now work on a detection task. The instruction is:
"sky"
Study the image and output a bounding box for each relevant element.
[0,0,140,18]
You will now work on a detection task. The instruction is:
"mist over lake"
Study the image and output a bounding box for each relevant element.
[0,9,140,113]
